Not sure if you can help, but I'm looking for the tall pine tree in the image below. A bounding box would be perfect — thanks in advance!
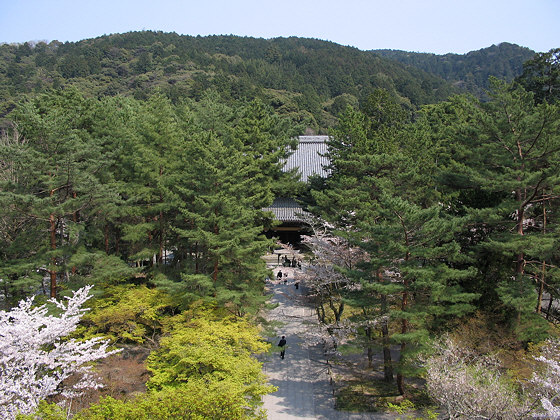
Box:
[313,90,477,394]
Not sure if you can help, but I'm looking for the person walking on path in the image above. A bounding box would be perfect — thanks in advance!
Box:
[278,336,287,359]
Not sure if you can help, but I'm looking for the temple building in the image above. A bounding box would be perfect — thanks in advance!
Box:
[262,135,330,244]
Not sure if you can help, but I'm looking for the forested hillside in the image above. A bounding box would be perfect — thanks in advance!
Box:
[1,30,560,419]
[1,31,460,131]
[373,42,535,97]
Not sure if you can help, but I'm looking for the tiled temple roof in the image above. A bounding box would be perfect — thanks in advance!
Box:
[262,197,305,223]
[283,136,330,182]
[265,136,330,223]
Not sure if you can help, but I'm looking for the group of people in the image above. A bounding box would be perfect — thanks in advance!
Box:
[280,255,301,268]
[276,269,300,289]
[277,254,301,268]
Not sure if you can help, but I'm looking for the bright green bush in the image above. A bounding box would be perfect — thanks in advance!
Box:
[77,381,267,420]
[146,310,274,407]
[75,308,273,419]
[78,285,175,344]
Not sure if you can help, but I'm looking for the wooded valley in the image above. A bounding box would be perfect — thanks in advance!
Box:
[1,32,560,419]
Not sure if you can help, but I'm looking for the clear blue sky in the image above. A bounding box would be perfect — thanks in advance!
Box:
[1,0,558,54]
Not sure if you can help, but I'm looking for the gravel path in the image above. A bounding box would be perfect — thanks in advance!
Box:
[261,265,396,420]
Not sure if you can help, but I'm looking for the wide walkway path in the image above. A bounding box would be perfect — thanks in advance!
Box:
[261,265,395,420]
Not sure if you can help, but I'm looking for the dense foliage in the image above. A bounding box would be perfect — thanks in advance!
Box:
[374,42,536,97]
[516,48,560,104]
[1,30,559,418]
[0,88,296,307]
[307,74,560,414]
[0,31,471,131]
[0,84,292,418]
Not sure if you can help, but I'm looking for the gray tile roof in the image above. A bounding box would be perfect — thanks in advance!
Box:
[262,197,307,223]
[264,136,330,224]
[283,136,330,182]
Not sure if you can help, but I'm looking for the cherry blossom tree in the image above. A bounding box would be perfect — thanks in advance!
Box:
[297,215,365,326]
[532,338,560,418]
[296,215,393,370]
[0,286,119,419]
[423,336,531,419]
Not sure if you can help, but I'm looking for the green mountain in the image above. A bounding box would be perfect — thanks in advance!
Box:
[0,32,537,130]
[372,42,536,97]
[0,32,454,130]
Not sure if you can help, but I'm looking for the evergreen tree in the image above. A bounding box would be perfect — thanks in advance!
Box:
[440,80,560,340]
[0,124,44,302]
[313,90,477,394]
[115,94,184,267]
[517,48,560,104]
[173,133,271,315]
[161,99,295,315]
[2,89,106,298]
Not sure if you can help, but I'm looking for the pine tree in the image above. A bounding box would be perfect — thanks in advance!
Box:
[440,80,560,340]
[313,90,477,394]
[116,94,185,267]
[161,99,295,315]
[2,89,107,299]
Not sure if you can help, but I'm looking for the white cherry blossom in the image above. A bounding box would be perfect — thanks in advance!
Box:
[0,286,120,419]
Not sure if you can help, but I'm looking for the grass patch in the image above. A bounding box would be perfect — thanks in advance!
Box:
[335,378,400,412]
[335,378,435,414]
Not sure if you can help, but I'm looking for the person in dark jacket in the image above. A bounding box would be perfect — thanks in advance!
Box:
[278,336,287,359]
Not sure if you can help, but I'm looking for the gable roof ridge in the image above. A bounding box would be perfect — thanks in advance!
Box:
[298,135,329,143]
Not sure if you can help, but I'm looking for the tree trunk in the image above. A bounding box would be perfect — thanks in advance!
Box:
[195,242,199,274]
[72,191,79,222]
[316,304,326,323]
[536,259,545,314]
[397,281,408,395]
[329,299,344,324]
[212,220,219,284]
[49,212,57,298]
[158,169,164,266]
[396,213,410,396]
[381,316,393,382]
[104,223,110,254]
[515,203,526,323]
[213,258,219,284]
[148,229,153,268]
[546,295,554,320]
[537,202,547,314]
[115,229,120,256]
[158,210,164,266]
[71,192,78,275]
[365,326,373,368]
[378,270,394,382]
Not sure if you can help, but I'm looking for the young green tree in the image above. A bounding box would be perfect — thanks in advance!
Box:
[0,123,44,302]
[172,132,272,315]
[117,94,185,267]
[85,95,140,259]
[155,98,295,315]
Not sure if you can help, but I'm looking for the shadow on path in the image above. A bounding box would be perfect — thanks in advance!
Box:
[262,267,396,420]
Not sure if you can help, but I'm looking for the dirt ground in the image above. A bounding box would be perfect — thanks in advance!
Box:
[67,345,151,413]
